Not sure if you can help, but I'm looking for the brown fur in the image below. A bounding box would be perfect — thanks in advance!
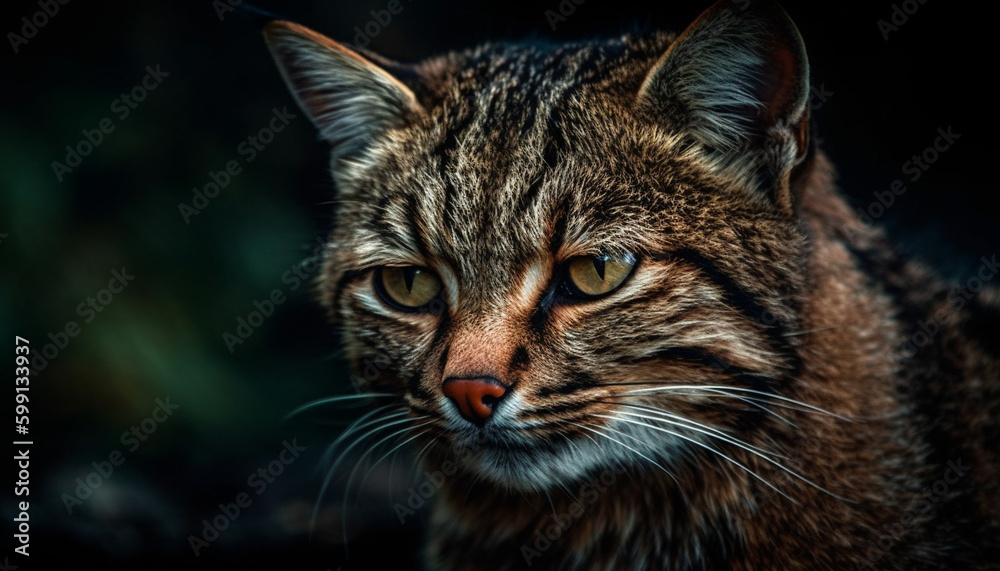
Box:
[264,1,1000,568]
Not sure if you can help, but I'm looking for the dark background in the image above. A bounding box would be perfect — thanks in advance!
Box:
[2,0,997,568]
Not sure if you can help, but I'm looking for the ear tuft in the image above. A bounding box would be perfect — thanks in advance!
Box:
[264,21,424,163]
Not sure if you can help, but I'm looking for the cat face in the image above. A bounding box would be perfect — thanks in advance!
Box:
[266,0,813,491]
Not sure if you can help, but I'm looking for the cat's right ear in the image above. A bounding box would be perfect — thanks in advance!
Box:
[637,0,810,213]
[264,21,425,162]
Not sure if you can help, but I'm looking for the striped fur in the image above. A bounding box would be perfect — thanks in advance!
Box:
[265,1,1000,569]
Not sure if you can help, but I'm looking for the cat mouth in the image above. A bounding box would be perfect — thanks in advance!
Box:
[446,419,534,455]
[430,395,622,490]
[456,440,561,488]
[440,422,600,491]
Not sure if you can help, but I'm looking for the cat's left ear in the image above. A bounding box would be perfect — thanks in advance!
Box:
[264,21,425,165]
[638,0,810,212]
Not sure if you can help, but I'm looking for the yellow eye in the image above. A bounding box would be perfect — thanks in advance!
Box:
[566,254,635,297]
[376,266,443,309]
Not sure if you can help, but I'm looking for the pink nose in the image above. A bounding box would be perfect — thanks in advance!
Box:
[443,377,508,424]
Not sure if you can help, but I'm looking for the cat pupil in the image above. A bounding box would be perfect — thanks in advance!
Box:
[402,267,418,292]
[593,257,606,280]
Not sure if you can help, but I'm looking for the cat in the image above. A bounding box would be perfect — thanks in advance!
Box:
[262,0,1000,569]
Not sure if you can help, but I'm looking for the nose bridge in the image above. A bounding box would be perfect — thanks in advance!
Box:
[443,314,518,382]
[441,310,525,425]
[441,254,543,384]
[437,260,541,425]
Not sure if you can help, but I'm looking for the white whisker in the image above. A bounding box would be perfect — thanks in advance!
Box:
[576,422,679,487]
[610,403,784,459]
[285,392,397,421]
[782,324,843,337]
[626,388,799,426]
[608,409,848,501]
[341,420,432,547]
[411,434,441,479]
[595,413,798,504]
[624,384,852,421]
[318,408,409,470]
[358,425,432,489]
[311,413,415,537]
